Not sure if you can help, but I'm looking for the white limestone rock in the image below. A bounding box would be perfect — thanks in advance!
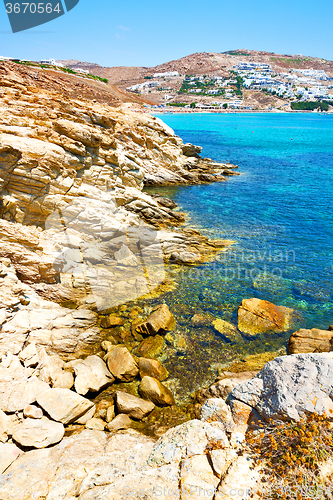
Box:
[148,420,229,468]
[115,391,155,420]
[12,417,65,449]
[214,455,262,500]
[74,355,114,396]
[36,388,95,424]
[180,454,219,500]
[230,353,333,422]
[0,429,155,499]
[0,443,21,474]
[23,404,43,419]
[0,409,10,443]
[0,378,50,413]
[85,418,105,431]
[37,347,74,389]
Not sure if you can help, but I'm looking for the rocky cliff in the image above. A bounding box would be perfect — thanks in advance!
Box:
[0,61,236,358]
[1,61,333,498]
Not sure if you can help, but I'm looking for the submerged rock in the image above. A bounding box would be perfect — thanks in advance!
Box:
[238,298,297,336]
[136,335,166,358]
[139,376,175,407]
[190,313,213,328]
[138,357,168,380]
[100,315,124,329]
[212,318,243,342]
[136,304,175,336]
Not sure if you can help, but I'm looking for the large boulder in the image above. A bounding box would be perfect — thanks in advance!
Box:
[229,353,333,422]
[115,391,155,420]
[138,357,168,381]
[214,455,261,500]
[209,448,238,479]
[36,388,95,424]
[139,376,175,407]
[238,298,296,336]
[288,328,333,354]
[148,419,229,467]
[135,304,175,336]
[0,429,155,499]
[190,313,212,328]
[12,417,64,449]
[74,355,114,395]
[106,346,139,382]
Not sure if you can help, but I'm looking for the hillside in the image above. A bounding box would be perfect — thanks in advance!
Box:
[1,60,153,108]
[59,49,333,111]
[60,49,333,85]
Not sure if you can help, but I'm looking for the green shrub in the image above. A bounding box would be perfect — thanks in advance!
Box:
[291,101,329,111]
[166,102,187,107]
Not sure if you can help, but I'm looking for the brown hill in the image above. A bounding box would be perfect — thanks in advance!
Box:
[59,49,333,88]
[2,60,153,107]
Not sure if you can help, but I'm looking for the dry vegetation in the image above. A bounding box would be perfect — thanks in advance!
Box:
[247,412,333,499]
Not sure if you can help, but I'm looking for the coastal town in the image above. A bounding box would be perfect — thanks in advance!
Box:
[126,61,333,112]
[2,50,333,112]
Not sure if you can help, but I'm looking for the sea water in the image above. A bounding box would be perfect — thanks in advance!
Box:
[147,112,333,398]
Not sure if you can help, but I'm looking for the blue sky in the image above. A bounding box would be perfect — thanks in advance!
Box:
[0,0,332,67]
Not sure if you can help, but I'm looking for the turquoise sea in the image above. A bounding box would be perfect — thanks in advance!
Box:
[148,112,333,399]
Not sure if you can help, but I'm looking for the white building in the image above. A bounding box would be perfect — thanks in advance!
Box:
[153,71,179,78]
[127,81,162,92]
[236,61,271,72]
[40,59,56,65]
[76,68,90,75]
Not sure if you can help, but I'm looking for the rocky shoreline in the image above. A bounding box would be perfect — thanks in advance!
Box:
[1,61,333,498]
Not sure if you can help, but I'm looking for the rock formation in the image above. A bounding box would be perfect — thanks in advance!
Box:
[238,298,298,336]
[288,327,333,354]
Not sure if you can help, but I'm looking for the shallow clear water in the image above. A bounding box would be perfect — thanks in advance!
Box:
[142,112,333,401]
[153,112,333,330]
